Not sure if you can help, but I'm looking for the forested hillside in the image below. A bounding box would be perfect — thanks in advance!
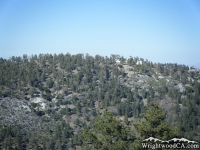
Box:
[0,53,200,149]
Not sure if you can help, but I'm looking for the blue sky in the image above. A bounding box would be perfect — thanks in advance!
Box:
[0,0,200,66]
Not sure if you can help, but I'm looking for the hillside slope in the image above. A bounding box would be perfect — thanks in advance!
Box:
[0,53,200,149]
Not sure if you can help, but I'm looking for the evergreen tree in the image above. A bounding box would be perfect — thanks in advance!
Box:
[81,110,135,150]
[133,102,179,149]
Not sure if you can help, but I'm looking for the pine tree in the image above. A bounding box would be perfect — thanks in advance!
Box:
[81,110,135,150]
[133,102,179,149]
[135,102,179,139]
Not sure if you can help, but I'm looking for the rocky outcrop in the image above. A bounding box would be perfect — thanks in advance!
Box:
[0,97,44,132]
[30,97,49,110]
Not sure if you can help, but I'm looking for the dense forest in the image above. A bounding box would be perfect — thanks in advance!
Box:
[0,53,200,149]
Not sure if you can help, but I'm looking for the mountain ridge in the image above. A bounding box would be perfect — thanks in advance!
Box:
[0,53,200,149]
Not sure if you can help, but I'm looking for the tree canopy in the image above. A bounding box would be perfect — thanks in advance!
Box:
[133,102,179,149]
[81,110,135,150]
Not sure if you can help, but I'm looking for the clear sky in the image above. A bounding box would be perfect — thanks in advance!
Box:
[0,0,200,66]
